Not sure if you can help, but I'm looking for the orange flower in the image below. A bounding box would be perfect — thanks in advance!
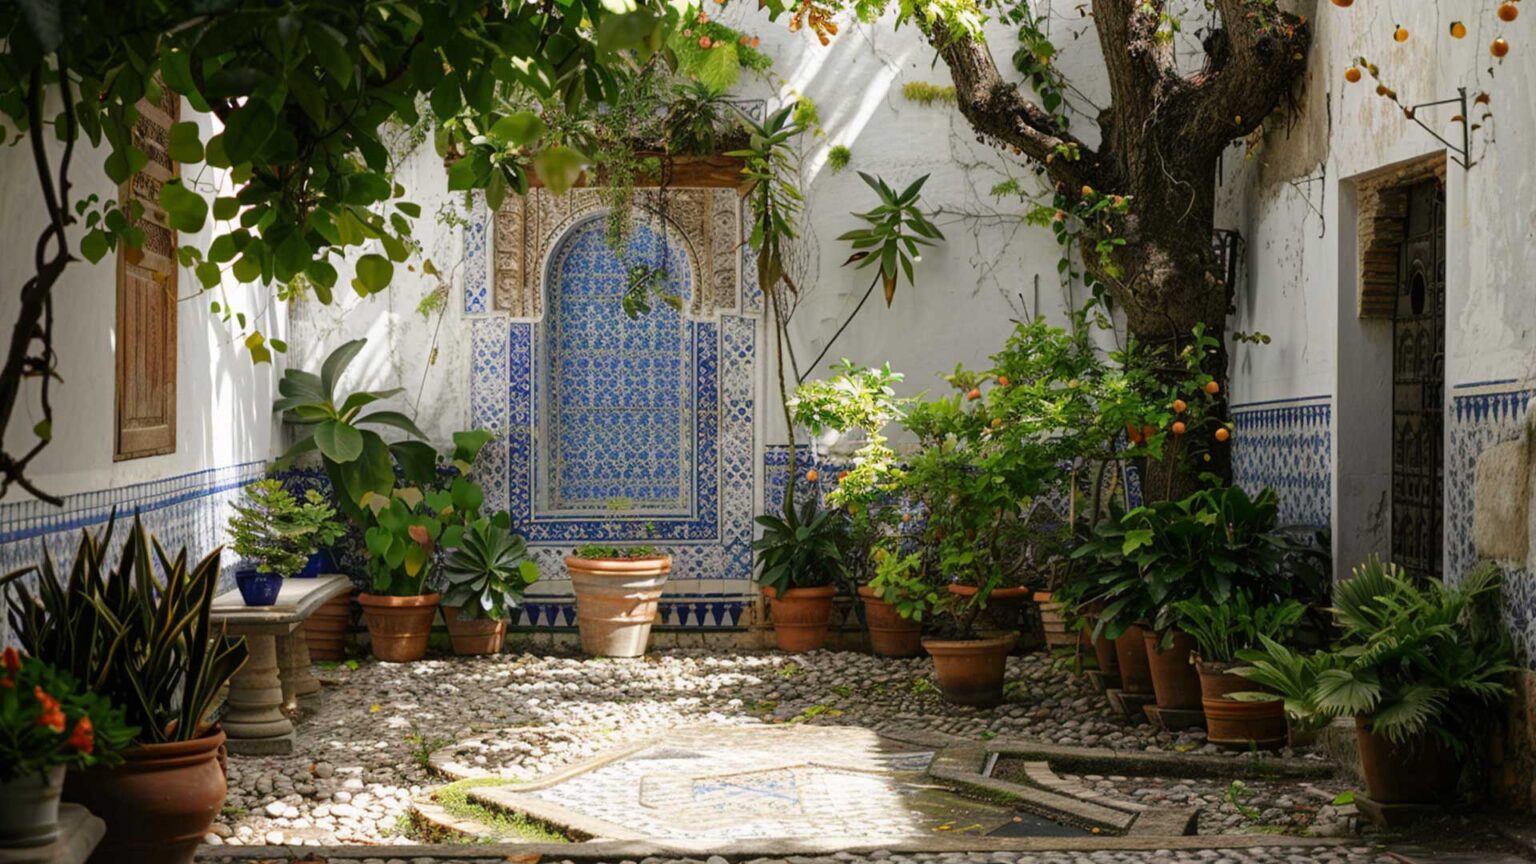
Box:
[1,646,19,674]
[0,678,13,689]
[66,717,94,753]
[34,686,59,712]
[37,707,65,733]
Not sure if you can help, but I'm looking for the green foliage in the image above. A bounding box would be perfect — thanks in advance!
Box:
[274,338,433,522]
[837,173,944,306]
[753,497,848,594]
[2,517,248,745]
[730,102,807,298]
[826,144,852,172]
[790,360,909,511]
[1069,485,1301,639]
[441,521,539,621]
[1233,634,1345,734]
[0,650,136,782]
[363,473,490,597]
[226,479,341,576]
[1169,592,1305,664]
[900,81,956,106]
[572,545,661,559]
[868,549,943,622]
[664,81,732,156]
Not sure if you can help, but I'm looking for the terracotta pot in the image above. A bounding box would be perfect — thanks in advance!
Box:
[63,728,227,864]
[1202,697,1286,749]
[923,634,1018,707]
[1032,591,1077,650]
[566,555,671,658]
[1355,718,1461,804]
[358,593,440,662]
[0,766,65,848]
[763,585,836,652]
[442,605,509,656]
[947,584,1031,638]
[857,586,923,658]
[1195,659,1269,701]
[1088,611,1119,674]
[305,592,352,661]
[1113,624,1155,695]
[1143,629,1202,710]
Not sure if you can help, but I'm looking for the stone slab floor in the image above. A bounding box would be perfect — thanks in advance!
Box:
[203,649,1405,863]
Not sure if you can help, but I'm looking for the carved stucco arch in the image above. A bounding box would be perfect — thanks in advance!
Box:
[493,187,740,321]
[1354,153,1447,319]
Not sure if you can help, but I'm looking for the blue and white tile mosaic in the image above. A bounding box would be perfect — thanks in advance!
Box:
[1447,380,1536,666]
[462,192,490,315]
[470,202,761,630]
[0,461,266,643]
[1230,395,1332,528]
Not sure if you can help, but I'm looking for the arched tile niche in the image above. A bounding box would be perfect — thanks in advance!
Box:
[463,188,761,632]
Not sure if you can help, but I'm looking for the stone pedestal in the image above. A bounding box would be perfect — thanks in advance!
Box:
[1105,688,1156,720]
[0,805,104,864]
[211,575,352,756]
[1143,704,1207,732]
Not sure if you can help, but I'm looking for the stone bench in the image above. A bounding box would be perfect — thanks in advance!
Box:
[211,574,352,755]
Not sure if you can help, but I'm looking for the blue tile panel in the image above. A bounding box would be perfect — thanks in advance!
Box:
[463,192,490,314]
[542,219,693,512]
[1230,396,1332,528]
[469,206,760,629]
[0,461,267,644]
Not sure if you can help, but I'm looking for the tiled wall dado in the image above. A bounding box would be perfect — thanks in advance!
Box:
[1230,395,1333,528]
[0,461,266,644]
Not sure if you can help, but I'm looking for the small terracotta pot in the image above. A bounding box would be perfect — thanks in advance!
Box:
[1202,696,1286,750]
[442,605,509,656]
[305,592,352,661]
[359,593,440,662]
[947,584,1031,638]
[857,585,923,658]
[566,555,671,658]
[1355,718,1462,804]
[0,766,65,848]
[1195,659,1268,701]
[1113,624,1155,695]
[1032,591,1076,650]
[1088,610,1119,674]
[1143,629,1202,710]
[63,728,227,864]
[923,634,1018,707]
[763,585,836,652]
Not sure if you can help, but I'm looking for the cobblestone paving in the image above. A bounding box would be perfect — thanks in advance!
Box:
[201,849,1399,864]
[209,650,1326,848]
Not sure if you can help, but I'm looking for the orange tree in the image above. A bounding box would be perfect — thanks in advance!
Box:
[752,0,1311,498]
[0,0,696,503]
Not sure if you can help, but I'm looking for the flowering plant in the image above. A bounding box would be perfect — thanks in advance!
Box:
[0,647,136,782]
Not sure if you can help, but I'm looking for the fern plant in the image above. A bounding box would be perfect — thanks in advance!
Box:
[1239,558,1515,749]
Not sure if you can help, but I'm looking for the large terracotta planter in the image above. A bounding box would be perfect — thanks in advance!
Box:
[949,584,1031,638]
[0,766,65,848]
[359,593,440,662]
[63,728,227,864]
[923,634,1018,707]
[1143,629,1202,710]
[1355,718,1461,804]
[763,585,836,652]
[305,592,352,661]
[442,605,509,656]
[857,586,923,658]
[1197,660,1284,748]
[566,555,671,657]
[1032,591,1076,649]
[1113,624,1154,695]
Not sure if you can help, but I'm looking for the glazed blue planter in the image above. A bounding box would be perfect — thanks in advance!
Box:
[235,567,283,606]
[296,549,336,579]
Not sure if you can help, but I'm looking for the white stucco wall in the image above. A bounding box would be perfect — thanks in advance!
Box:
[0,105,278,503]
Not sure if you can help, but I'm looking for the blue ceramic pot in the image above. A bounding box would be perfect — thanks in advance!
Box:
[235,568,283,606]
[297,549,336,579]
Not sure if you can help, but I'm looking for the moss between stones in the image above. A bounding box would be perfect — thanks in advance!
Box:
[431,778,571,844]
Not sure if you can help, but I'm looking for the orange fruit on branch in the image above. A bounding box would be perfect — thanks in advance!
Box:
[805,469,819,482]
[1215,427,1231,442]
[1344,66,1362,82]
[1330,0,1352,6]
[1394,26,1409,43]
[1172,399,1187,413]
[1171,421,1187,436]
[1204,380,1221,395]
[1499,2,1519,22]
[996,375,1009,386]
[966,388,982,401]
[1450,21,1467,38]
[1492,37,1511,57]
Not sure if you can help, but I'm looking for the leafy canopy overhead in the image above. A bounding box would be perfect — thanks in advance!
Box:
[0,0,696,333]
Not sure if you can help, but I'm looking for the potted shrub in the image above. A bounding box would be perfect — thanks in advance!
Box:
[226,478,340,605]
[566,543,673,657]
[358,431,498,662]
[789,360,914,656]
[754,497,848,652]
[0,650,134,848]
[863,545,938,658]
[2,518,248,864]
[1170,593,1304,748]
[1255,559,1515,806]
[441,519,539,655]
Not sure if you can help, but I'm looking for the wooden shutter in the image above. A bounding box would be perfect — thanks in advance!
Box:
[114,88,179,460]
